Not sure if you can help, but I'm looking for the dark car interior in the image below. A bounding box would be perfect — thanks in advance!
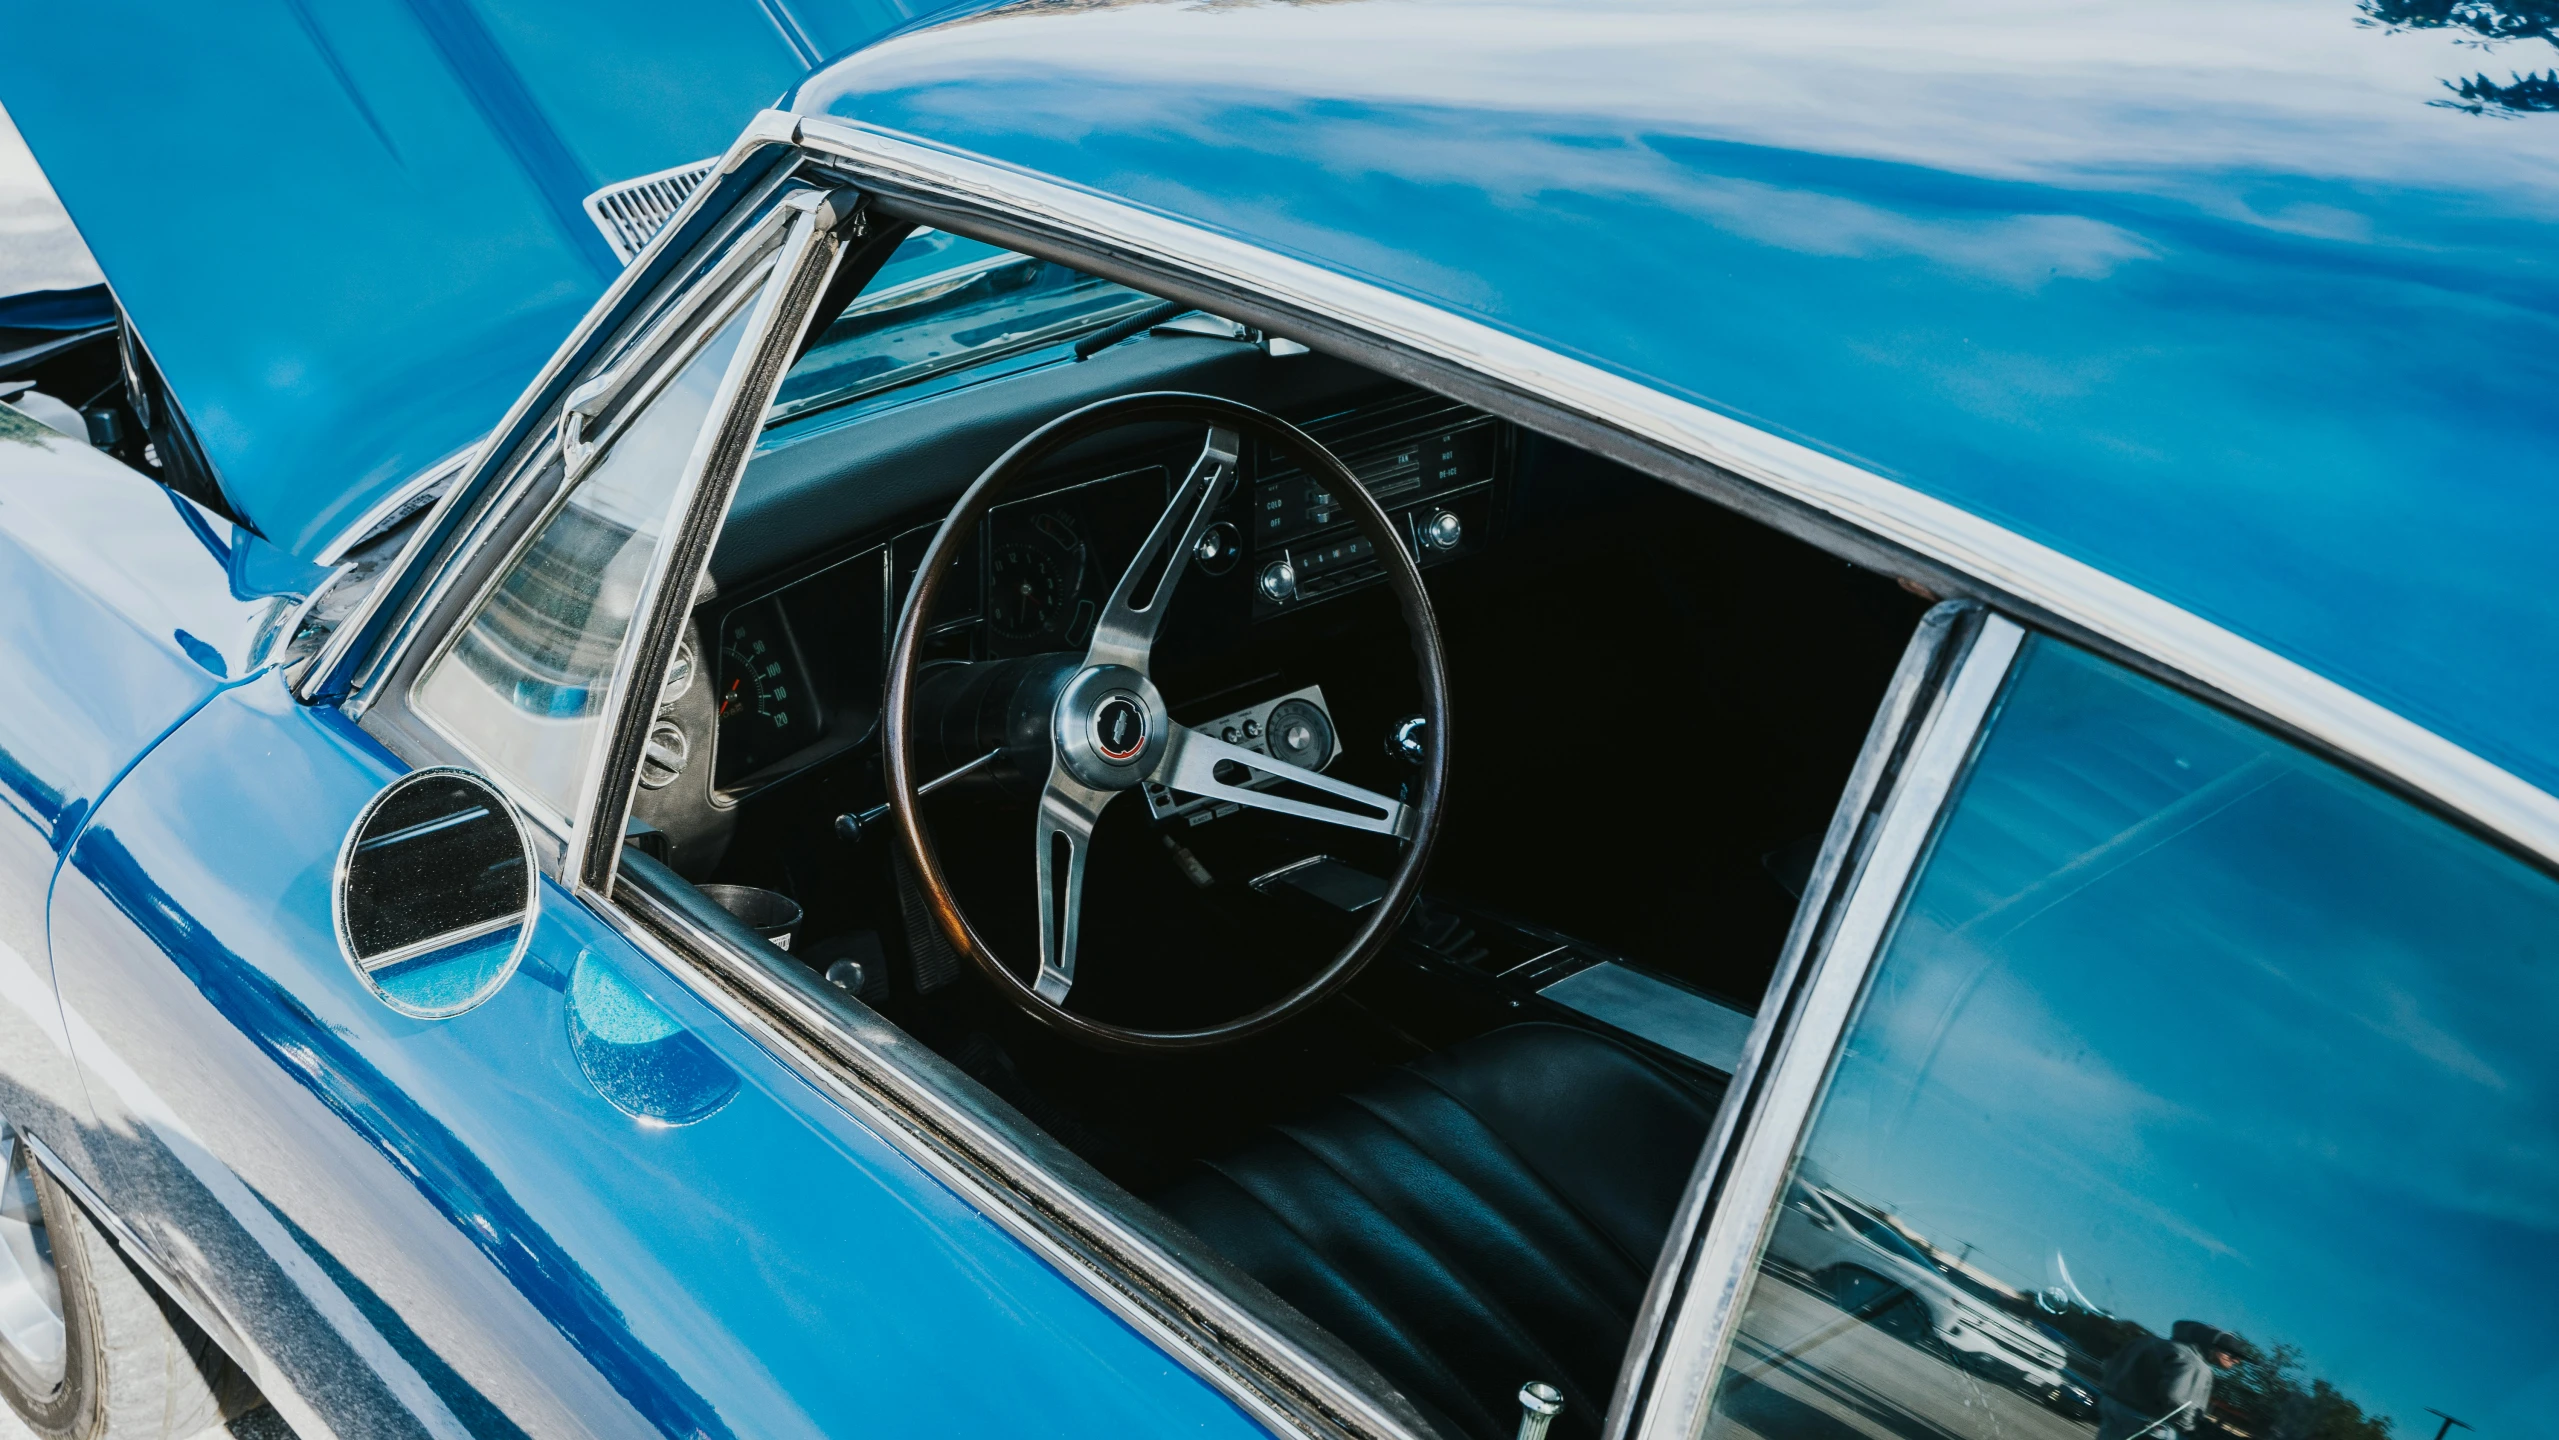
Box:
[626,225,1928,1440]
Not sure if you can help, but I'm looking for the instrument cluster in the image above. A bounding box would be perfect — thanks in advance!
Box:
[691,391,1508,799]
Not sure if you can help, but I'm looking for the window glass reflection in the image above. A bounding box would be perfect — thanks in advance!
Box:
[1704,637,2559,1440]
[413,298,753,819]
[766,227,1156,426]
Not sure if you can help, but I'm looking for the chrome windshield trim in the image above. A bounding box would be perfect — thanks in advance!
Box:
[1619,610,2022,1440]
[314,442,479,568]
[565,189,849,892]
[307,116,804,713]
[401,266,777,855]
[590,863,1438,1440]
[793,113,2559,875]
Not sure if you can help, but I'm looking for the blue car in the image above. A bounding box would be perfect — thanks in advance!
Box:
[2,3,2553,1439]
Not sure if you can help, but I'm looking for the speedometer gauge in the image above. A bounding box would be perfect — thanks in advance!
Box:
[988,543,1064,639]
[714,599,821,783]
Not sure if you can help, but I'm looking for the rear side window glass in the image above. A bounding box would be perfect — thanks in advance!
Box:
[1702,637,2558,1440]
[411,297,754,819]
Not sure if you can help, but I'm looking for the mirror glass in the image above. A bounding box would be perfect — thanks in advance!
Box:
[336,768,535,1018]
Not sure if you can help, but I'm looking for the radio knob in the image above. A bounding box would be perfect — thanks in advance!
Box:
[1258,558,1298,602]
[1420,508,1463,552]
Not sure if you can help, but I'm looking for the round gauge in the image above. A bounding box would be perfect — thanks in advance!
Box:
[989,543,1065,639]
[718,638,787,731]
[1264,699,1335,771]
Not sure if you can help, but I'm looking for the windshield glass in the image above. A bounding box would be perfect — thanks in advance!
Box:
[769,228,1158,425]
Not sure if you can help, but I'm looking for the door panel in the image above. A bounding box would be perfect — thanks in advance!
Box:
[1692,636,2559,1440]
[51,671,1273,1438]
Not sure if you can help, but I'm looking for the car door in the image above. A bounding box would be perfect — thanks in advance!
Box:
[43,179,1277,1440]
[1620,620,2559,1440]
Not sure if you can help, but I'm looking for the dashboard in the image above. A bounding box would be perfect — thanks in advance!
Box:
[683,385,1511,800]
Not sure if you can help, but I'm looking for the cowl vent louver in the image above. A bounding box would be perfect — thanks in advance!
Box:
[583,158,718,264]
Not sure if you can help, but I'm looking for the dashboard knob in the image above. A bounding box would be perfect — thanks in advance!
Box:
[1420,508,1463,552]
[1193,521,1242,576]
[1386,715,1429,766]
[1267,700,1335,770]
[638,720,690,789]
[1258,558,1298,603]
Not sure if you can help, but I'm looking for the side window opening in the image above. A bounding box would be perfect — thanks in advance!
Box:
[599,208,1957,1440]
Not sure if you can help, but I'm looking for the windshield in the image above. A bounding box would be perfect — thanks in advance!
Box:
[769,228,1159,425]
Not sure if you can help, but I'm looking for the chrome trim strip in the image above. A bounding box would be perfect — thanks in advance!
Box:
[792,114,2559,873]
[307,119,803,712]
[314,443,478,568]
[1601,600,1971,1440]
[589,870,1435,1440]
[567,190,848,892]
[1627,613,2024,1440]
[354,913,518,975]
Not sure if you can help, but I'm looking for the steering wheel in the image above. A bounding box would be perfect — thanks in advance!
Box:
[884,392,1450,1052]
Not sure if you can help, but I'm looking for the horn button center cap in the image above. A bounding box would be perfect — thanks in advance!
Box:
[1054,665,1168,790]
[1093,696,1148,761]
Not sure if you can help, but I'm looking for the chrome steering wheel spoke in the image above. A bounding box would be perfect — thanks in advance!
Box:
[1156,724,1412,839]
[1034,768,1115,1004]
[886,392,1445,1052]
[1083,426,1240,674]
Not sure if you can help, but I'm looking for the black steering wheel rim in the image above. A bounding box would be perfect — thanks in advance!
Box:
[884,391,1451,1053]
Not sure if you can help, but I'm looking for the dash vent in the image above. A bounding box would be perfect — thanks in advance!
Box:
[582,157,718,265]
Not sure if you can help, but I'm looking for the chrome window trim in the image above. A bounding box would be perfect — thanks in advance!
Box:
[565,188,854,892]
[789,113,2559,876]
[304,112,803,714]
[403,263,778,847]
[313,443,478,568]
[585,869,1435,1440]
[1598,598,1972,1439]
[1622,612,2025,1440]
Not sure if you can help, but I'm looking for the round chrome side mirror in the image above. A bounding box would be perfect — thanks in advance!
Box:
[333,768,537,1018]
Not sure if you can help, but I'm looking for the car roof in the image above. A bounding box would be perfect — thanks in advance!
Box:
[793,0,2559,807]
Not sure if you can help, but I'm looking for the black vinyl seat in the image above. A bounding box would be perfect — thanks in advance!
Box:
[1151,1023,1724,1440]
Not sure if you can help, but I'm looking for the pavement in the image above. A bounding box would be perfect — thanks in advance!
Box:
[0,1403,293,1440]
[1710,1269,2092,1440]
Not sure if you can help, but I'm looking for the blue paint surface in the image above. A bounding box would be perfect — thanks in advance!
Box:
[0,0,967,562]
[55,672,1266,1438]
[792,0,2559,799]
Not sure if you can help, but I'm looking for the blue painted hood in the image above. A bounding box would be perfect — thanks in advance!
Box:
[0,0,951,561]
[793,0,2559,800]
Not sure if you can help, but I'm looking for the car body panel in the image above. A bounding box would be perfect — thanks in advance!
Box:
[45,667,1269,1439]
[0,0,964,562]
[0,418,285,1195]
[789,0,2559,804]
